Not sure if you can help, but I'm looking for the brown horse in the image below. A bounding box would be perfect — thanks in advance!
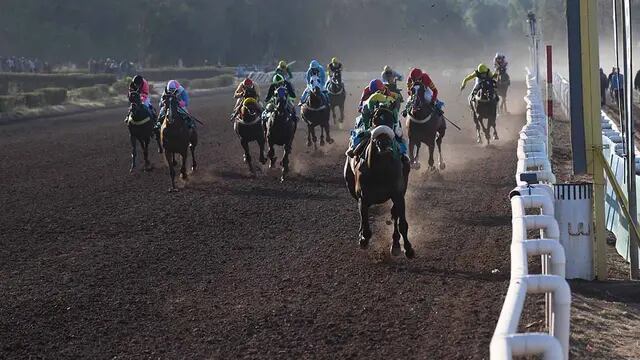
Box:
[495,67,510,114]
[326,73,346,129]
[344,106,414,258]
[233,98,266,174]
[265,88,297,182]
[406,83,446,171]
[301,78,333,150]
[470,79,499,145]
[126,90,154,172]
[160,91,198,191]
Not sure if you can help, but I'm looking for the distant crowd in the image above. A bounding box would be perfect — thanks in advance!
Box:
[88,58,139,78]
[0,56,51,73]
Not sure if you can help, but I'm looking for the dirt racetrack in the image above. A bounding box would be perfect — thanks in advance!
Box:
[0,79,530,359]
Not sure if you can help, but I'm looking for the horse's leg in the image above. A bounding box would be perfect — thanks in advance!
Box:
[172,153,177,167]
[281,141,292,182]
[390,202,402,256]
[268,140,276,169]
[408,138,417,168]
[190,132,198,172]
[142,137,151,171]
[325,117,333,144]
[492,114,499,141]
[311,125,318,150]
[165,151,176,191]
[358,198,372,248]
[473,112,482,144]
[129,133,137,173]
[396,196,414,258]
[427,137,436,171]
[258,135,267,165]
[320,123,326,147]
[483,117,491,144]
[155,128,163,154]
[437,128,446,170]
[241,139,253,173]
[339,104,345,128]
[180,150,188,180]
[306,123,313,147]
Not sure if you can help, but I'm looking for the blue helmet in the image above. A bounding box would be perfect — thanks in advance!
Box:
[310,60,321,69]
[369,79,384,93]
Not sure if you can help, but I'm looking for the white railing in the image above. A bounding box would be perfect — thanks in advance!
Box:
[552,73,640,267]
[490,71,570,360]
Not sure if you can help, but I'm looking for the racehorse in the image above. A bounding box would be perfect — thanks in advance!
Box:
[126,90,154,172]
[160,90,198,191]
[326,72,346,129]
[344,105,414,258]
[233,98,266,174]
[470,79,499,145]
[406,83,446,172]
[495,67,510,114]
[266,87,297,182]
[301,76,333,150]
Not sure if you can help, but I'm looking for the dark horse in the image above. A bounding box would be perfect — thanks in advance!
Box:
[301,79,333,150]
[266,88,297,182]
[470,79,499,145]
[406,83,446,172]
[344,105,414,258]
[126,90,154,172]
[326,72,346,129]
[495,67,510,114]
[233,98,266,174]
[160,91,198,191]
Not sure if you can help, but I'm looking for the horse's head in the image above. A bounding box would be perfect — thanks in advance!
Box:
[369,124,396,157]
[241,98,260,119]
[128,90,142,108]
[272,86,290,120]
[161,90,182,126]
[410,83,427,108]
[477,79,496,101]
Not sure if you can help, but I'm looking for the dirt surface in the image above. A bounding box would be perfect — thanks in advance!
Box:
[0,80,529,359]
[551,103,640,359]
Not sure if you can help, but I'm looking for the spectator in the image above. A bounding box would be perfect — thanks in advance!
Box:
[634,69,640,92]
[600,68,608,107]
[609,67,624,107]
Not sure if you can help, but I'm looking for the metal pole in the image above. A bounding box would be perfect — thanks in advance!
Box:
[613,0,628,166]
[622,0,639,279]
[527,12,539,82]
[547,45,554,158]
[566,1,588,174]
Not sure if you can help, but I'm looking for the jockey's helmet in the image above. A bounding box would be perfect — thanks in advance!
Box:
[132,75,144,88]
[243,97,257,107]
[278,60,287,69]
[410,68,423,81]
[242,78,254,87]
[331,57,338,64]
[383,65,391,73]
[369,79,384,93]
[167,80,181,92]
[273,74,285,84]
[477,64,489,74]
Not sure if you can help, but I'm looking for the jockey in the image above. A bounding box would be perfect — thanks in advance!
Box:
[231,78,260,119]
[494,53,508,73]
[358,79,398,112]
[406,68,444,113]
[275,60,293,81]
[347,91,408,161]
[381,65,403,88]
[129,75,157,118]
[158,80,194,129]
[327,57,343,82]
[263,73,298,123]
[460,64,498,101]
[301,60,329,105]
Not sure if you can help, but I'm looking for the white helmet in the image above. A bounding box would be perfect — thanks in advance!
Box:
[495,52,505,60]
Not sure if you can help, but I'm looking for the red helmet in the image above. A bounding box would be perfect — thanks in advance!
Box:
[410,68,423,81]
[243,78,254,87]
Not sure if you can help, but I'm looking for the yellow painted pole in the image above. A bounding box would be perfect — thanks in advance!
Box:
[580,0,608,280]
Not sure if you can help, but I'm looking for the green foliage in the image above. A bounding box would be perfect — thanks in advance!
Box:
[0,95,25,112]
[70,84,111,101]
[38,88,68,105]
[189,75,235,89]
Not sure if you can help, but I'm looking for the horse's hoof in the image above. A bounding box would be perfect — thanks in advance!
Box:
[476,137,482,144]
[172,161,178,167]
[412,161,421,170]
[359,236,369,249]
[338,123,344,130]
[259,157,267,165]
[439,162,446,170]
[129,166,135,173]
[158,149,163,154]
[243,155,249,163]
[320,140,325,146]
[404,246,416,259]
[327,138,334,144]
[181,173,188,180]
[307,140,312,147]
[493,134,500,141]
[391,244,402,257]
[280,175,286,183]
[428,165,436,172]
[168,188,178,193]
[191,166,197,172]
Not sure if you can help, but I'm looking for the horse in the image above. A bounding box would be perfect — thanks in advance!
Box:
[406,83,447,172]
[469,79,499,145]
[125,90,154,172]
[344,105,414,258]
[326,72,346,129]
[301,77,333,150]
[159,90,198,191]
[495,67,510,114]
[265,87,297,182]
[233,98,266,174]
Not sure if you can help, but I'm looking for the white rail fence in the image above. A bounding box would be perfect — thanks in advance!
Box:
[490,71,570,360]
[552,73,640,267]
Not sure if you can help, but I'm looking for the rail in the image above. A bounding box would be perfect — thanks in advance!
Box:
[490,71,570,360]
